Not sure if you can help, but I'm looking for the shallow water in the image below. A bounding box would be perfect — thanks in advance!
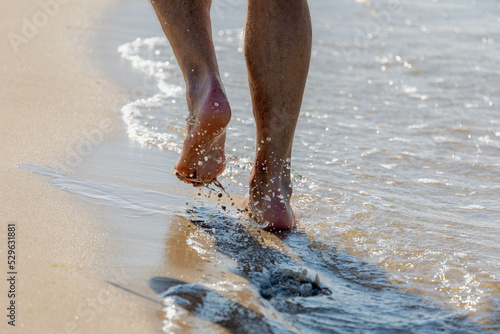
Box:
[24,0,500,332]
[117,0,500,331]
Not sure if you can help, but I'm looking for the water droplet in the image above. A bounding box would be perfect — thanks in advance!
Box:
[214,102,219,107]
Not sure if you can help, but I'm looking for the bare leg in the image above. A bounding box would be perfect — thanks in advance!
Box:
[245,0,312,229]
[151,0,231,186]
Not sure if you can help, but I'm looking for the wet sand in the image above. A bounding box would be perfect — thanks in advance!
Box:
[0,0,161,332]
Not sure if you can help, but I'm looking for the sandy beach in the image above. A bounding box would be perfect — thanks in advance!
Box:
[1,0,161,332]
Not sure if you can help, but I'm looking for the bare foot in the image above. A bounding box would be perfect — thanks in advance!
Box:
[175,77,231,186]
[247,166,296,230]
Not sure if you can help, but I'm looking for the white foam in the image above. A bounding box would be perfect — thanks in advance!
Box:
[459,205,485,210]
[118,37,186,152]
[418,178,441,185]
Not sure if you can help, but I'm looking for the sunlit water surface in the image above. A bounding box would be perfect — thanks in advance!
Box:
[41,0,500,332]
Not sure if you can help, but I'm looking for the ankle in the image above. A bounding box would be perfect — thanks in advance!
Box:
[186,75,230,117]
[250,169,292,202]
[186,69,220,105]
[252,159,292,186]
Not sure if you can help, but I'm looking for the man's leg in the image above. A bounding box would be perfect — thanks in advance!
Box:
[245,0,312,229]
[151,0,231,186]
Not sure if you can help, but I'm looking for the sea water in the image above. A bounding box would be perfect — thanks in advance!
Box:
[117,0,499,331]
[24,0,500,332]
